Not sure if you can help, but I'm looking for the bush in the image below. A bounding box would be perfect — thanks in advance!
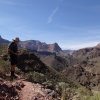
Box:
[92,93,100,100]
[0,60,10,74]
[26,71,46,83]
[77,87,92,96]
[78,93,100,100]
[56,82,69,100]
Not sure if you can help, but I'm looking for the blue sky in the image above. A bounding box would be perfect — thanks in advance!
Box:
[0,0,100,50]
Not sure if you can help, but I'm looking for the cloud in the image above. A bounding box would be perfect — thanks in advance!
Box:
[58,25,100,50]
[47,0,64,24]
[61,41,99,50]
[47,7,59,24]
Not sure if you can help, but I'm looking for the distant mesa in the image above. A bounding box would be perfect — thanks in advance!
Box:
[95,43,100,48]
[0,35,10,44]
[1,35,100,53]
[20,40,62,53]
[0,35,62,53]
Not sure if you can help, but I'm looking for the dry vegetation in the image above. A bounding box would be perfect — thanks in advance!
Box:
[1,44,100,99]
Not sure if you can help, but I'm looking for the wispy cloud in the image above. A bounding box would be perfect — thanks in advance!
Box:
[59,25,100,50]
[47,0,64,24]
[47,7,59,24]
[61,41,100,50]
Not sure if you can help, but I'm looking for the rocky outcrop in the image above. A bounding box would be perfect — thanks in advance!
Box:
[48,43,62,52]
[20,40,62,52]
[0,80,25,100]
[0,36,62,53]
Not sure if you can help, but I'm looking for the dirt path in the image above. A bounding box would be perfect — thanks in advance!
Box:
[0,73,58,100]
[19,81,54,100]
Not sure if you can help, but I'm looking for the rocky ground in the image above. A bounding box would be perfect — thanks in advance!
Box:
[20,81,59,100]
[0,73,59,100]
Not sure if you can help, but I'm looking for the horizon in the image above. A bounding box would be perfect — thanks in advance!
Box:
[0,0,100,50]
[0,35,99,50]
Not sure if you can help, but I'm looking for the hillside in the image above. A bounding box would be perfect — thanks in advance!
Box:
[0,49,79,100]
[40,55,70,71]
[63,45,100,88]
[0,48,100,100]
[1,37,100,99]
[0,35,10,44]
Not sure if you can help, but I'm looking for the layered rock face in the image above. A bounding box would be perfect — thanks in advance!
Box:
[20,41,62,52]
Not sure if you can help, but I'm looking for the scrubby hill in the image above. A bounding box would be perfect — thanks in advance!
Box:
[1,39,100,99]
[0,50,61,99]
[72,46,100,75]
[0,49,80,100]
[62,46,100,89]
[40,55,69,71]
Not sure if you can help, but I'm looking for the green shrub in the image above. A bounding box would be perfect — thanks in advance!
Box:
[26,71,46,83]
[0,60,10,73]
[56,82,69,100]
[93,93,100,100]
[77,87,92,96]
[78,93,100,100]
[76,86,100,100]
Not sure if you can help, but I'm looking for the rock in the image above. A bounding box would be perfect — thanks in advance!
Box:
[15,81,25,90]
[43,89,52,94]
[0,81,20,100]
[48,90,57,98]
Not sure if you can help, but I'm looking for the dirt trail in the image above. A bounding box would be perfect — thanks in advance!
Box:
[19,81,56,100]
[0,73,58,100]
